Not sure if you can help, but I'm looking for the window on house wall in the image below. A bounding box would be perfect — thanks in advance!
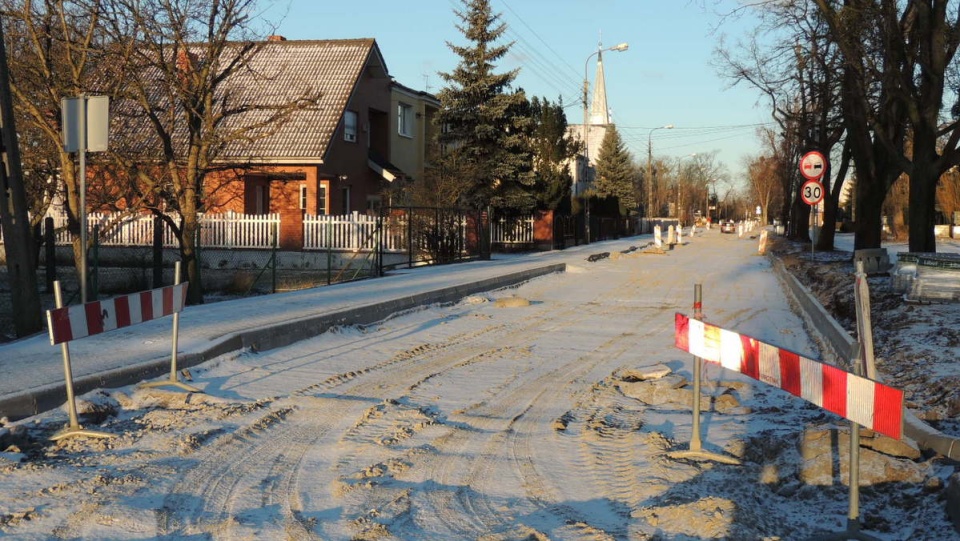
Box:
[398,103,413,137]
[366,195,382,213]
[255,184,268,214]
[341,186,351,214]
[318,183,328,215]
[299,184,307,210]
[344,110,358,142]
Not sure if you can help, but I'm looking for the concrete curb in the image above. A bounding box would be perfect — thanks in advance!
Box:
[0,263,565,421]
[770,254,960,460]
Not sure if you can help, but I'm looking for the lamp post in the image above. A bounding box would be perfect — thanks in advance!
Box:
[581,41,628,243]
[645,124,673,229]
[678,153,697,223]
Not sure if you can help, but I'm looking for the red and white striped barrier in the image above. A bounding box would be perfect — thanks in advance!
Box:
[47,283,189,345]
[675,312,904,440]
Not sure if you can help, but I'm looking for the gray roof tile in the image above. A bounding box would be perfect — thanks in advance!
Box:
[218,38,378,161]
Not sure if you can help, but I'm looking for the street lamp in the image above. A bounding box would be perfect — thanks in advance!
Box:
[581,41,628,243]
[645,124,673,228]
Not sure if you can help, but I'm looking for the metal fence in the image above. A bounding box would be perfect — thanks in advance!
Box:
[491,215,535,245]
[379,206,489,270]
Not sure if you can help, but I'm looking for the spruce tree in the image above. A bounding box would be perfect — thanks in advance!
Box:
[593,125,636,214]
[530,96,578,211]
[436,0,534,211]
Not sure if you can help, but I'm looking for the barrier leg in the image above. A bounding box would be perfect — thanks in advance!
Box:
[140,261,201,393]
[50,281,114,441]
[811,295,881,541]
[806,421,880,540]
[667,284,739,465]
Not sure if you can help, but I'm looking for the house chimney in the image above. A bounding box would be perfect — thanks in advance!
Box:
[268,35,287,42]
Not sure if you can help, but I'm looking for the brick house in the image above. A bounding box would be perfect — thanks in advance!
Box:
[199,37,436,250]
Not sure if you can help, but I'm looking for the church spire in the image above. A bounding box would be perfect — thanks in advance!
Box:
[589,46,610,125]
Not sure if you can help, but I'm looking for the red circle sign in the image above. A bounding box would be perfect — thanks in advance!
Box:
[799,151,826,180]
[801,179,824,205]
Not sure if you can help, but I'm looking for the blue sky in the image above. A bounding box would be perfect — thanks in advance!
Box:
[257,0,773,184]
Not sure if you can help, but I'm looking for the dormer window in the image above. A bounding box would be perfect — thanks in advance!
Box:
[344,110,358,142]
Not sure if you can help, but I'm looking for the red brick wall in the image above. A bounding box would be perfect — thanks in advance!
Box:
[534,210,554,250]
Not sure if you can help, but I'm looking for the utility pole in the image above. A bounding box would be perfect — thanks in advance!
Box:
[0,18,43,337]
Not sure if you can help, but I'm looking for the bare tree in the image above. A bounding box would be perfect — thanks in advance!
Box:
[744,138,783,226]
[716,1,847,248]
[1,0,116,282]
[814,0,960,252]
[938,167,960,236]
[101,0,319,304]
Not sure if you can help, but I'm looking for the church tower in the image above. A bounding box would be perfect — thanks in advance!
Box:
[569,40,622,195]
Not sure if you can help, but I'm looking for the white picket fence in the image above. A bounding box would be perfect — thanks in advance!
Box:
[4,209,536,252]
[38,210,281,249]
[202,212,280,249]
[304,212,389,251]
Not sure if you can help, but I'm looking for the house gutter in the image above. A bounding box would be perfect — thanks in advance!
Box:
[770,255,960,460]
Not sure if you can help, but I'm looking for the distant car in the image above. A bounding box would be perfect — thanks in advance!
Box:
[720,220,736,234]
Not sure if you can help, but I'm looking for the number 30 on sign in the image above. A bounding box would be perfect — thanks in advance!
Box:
[801,179,824,206]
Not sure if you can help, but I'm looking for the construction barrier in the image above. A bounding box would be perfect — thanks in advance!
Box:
[47,283,188,344]
[674,312,904,440]
[45,268,191,441]
[673,282,908,541]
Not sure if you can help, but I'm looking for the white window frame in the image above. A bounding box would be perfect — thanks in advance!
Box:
[317,183,328,215]
[299,184,307,210]
[398,102,413,138]
[344,110,358,142]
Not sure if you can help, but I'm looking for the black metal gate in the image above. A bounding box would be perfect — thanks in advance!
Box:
[378,206,489,273]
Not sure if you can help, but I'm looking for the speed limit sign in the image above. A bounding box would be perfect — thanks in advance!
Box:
[801,179,824,205]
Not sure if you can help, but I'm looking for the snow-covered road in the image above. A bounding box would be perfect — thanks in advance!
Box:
[0,229,952,540]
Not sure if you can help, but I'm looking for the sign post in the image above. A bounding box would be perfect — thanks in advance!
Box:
[799,151,827,255]
[62,95,109,303]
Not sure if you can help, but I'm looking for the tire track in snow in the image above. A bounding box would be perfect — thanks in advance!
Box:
[154,299,560,539]
[155,256,672,540]
[154,403,323,539]
[397,263,669,539]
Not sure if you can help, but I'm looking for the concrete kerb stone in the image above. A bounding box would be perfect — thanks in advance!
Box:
[0,263,566,421]
[769,253,960,461]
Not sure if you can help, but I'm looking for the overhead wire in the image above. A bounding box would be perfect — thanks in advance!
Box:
[442,0,582,104]
[445,0,775,160]
[495,0,583,103]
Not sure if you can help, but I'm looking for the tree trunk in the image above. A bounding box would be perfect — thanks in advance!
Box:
[854,171,887,250]
[179,215,203,305]
[789,185,811,242]
[815,161,837,251]
[908,159,938,252]
[0,18,42,336]
[816,197,838,251]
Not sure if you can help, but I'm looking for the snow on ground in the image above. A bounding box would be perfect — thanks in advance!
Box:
[0,228,957,540]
